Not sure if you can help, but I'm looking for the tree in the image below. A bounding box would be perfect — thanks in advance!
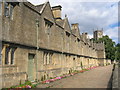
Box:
[91,35,116,61]
[115,43,120,61]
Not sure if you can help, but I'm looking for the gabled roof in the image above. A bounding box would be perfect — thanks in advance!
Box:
[39,1,48,14]
[63,17,71,33]
[24,2,40,13]
[35,4,44,12]
[23,1,48,14]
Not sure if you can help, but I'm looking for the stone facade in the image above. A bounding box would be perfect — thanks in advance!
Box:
[93,30,103,40]
[0,1,111,88]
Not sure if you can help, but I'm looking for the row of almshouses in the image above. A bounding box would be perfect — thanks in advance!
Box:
[1,1,98,57]
[0,1,103,88]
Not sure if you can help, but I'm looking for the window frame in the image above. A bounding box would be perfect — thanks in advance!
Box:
[4,2,15,20]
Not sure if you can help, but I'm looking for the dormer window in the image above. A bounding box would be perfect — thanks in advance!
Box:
[65,31,70,37]
[77,38,80,42]
[4,2,9,17]
[4,2,15,20]
[44,18,53,35]
[10,4,14,19]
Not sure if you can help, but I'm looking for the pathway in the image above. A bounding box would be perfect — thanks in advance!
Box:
[37,65,113,88]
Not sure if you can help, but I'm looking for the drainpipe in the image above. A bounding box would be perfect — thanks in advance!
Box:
[61,31,64,74]
[35,19,39,82]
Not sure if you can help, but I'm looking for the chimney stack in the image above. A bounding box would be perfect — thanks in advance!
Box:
[71,23,79,30]
[52,5,62,21]
[82,32,88,39]
[85,32,88,38]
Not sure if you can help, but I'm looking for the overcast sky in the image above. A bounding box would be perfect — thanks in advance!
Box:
[28,0,119,44]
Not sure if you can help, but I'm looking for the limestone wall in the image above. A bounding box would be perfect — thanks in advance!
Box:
[0,1,108,88]
[2,3,39,47]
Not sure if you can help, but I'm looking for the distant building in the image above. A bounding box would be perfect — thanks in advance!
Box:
[93,30,103,40]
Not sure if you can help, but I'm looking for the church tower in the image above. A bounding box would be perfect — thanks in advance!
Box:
[93,30,103,40]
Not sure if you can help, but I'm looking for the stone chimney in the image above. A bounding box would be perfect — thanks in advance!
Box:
[71,23,79,30]
[71,23,79,36]
[85,32,88,39]
[52,5,62,21]
[82,32,88,39]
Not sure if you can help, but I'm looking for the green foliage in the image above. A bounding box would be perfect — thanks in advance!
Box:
[9,80,37,88]
[82,69,89,71]
[115,43,120,61]
[92,35,116,60]
[31,84,38,88]
[24,81,32,86]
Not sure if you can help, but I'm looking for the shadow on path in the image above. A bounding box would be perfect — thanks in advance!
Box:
[107,68,113,90]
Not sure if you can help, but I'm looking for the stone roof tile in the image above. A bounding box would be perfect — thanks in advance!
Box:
[23,2,45,14]
[56,19,65,28]
[35,4,44,12]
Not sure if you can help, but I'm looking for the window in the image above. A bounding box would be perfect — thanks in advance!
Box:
[43,52,53,65]
[46,53,49,64]
[5,46,16,65]
[11,48,16,64]
[73,57,75,60]
[43,52,47,65]
[44,18,53,35]
[4,2,14,19]
[77,38,80,42]
[49,53,53,64]
[10,4,14,19]
[4,2,9,17]
[66,31,70,37]
[28,53,35,61]
[5,46,10,64]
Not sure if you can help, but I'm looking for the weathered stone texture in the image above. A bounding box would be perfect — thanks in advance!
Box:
[0,1,111,88]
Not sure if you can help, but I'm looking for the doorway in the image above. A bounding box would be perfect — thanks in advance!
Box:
[28,53,35,82]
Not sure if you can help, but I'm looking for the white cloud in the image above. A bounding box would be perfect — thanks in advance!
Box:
[105,27,118,38]
[88,34,93,39]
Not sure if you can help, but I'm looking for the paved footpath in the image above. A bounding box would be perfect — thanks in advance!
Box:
[37,65,113,88]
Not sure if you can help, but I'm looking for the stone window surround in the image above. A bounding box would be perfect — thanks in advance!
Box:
[44,18,53,34]
[2,44,17,65]
[43,52,53,65]
[4,2,15,20]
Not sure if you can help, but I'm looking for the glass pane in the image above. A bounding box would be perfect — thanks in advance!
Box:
[10,4,14,19]
[11,48,16,64]
[4,2,9,17]
[28,54,35,60]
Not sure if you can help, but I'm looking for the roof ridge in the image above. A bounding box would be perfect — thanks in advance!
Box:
[35,3,44,7]
[40,1,49,14]
[24,2,40,13]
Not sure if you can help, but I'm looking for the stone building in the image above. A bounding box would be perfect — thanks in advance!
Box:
[93,30,103,40]
[0,1,111,88]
